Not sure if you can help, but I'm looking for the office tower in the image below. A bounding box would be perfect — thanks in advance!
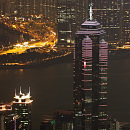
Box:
[0,0,43,16]
[33,0,40,15]
[0,0,11,16]
[12,87,33,130]
[120,123,130,129]
[42,0,57,22]
[73,4,108,130]
[54,110,73,129]
[0,103,12,130]
[57,0,76,45]
[16,0,34,16]
[87,0,121,46]
[0,112,4,130]
[122,0,130,45]
[10,0,17,15]
[107,118,120,130]
[5,114,20,130]
[57,0,87,46]
[0,0,2,15]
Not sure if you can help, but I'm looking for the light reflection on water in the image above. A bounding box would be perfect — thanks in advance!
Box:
[0,58,130,129]
[0,63,73,129]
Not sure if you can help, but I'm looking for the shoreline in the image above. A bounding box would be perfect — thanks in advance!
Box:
[0,53,73,70]
[0,49,130,70]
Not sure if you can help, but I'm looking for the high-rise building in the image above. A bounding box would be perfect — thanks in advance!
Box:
[15,0,34,16]
[57,0,88,46]
[122,0,130,45]
[12,87,33,130]
[73,4,108,130]
[42,0,57,22]
[0,0,2,15]
[57,0,76,45]
[54,110,73,129]
[5,114,20,130]
[0,0,11,16]
[33,0,40,15]
[107,118,120,130]
[0,103,12,130]
[9,0,17,15]
[87,0,121,46]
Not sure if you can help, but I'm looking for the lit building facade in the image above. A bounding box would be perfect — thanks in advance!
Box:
[122,0,130,44]
[0,103,12,130]
[57,0,87,46]
[42,0,57,22]
[73,5,108,130]
[57,0,76,45]
[0,0,11,16]
[87,0,121,46]
[9,0,16,15]
[12,88,33,130]
[5,114,20,130]
[0,0,2,15]
[33,0,40,15]
[15,0,34,16]
[11,0,42,16]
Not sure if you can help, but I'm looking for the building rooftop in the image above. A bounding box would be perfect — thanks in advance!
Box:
[13,87,33,104]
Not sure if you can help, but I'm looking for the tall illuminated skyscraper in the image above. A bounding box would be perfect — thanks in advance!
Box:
[42,0,57,22]
[12,87,33,130]
[122,0,130,44]
[73,4,108,130]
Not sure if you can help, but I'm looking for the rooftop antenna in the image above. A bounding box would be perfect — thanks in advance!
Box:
[15,89,16,96]
[89,2,93,21]
[29,87,30,96]
[20,86,22,94]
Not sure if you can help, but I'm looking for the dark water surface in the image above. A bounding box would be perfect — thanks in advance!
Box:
[0,57,130,129]
[108,57,130,122]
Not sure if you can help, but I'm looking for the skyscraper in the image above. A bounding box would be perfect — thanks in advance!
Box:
[42,0,57,22]
[73,4,108,130]
[87,0,121,46]
[12,87,33,130]
[57,0,88,46]
[0,0,11,16]
[122,0,130,45]
[57,0,76,45]
[15,0,34,16]
[0,103,12,130]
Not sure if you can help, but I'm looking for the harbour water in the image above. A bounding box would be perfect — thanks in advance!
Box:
[0,56,130,129]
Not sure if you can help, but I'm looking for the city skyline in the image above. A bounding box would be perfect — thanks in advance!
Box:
[0,0,129,129]
[0,0,129,46]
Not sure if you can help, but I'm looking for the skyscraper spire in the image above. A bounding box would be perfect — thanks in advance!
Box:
[15,89,16,97]
[29,87,30,96]
[89,2,93,21]
[20,86,22,94]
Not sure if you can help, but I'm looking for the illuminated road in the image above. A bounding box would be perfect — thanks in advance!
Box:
[0,31,56,55]
[0,16,57,55]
